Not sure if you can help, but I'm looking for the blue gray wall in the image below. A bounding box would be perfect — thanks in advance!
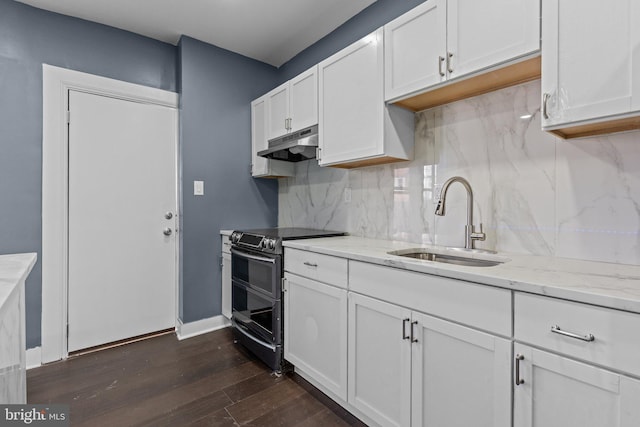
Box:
[279,0,427,81]
[178,37,278,321]
[0,0,176,349]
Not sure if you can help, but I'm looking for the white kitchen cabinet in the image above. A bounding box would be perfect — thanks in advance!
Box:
[266,65,318,140]
[348,292,411,427]
[514,292,640,426]
[411,312,511,427]
[513,343,640,427]
[385,0,540,110]
[348,292,511,427]
[318,28,414,168]
[250,95,294,178]
[541,0,640,138]
[283,273,348,400]
[220,233,232,319]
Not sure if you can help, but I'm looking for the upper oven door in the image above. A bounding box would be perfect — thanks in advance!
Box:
[231,247,282,298]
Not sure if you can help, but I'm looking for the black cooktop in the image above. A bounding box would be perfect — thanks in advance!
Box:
[237,227,345,240]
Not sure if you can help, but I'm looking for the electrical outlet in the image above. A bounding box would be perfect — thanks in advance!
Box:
[434,184,443,200]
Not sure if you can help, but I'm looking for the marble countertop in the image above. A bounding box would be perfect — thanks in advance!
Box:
[283,236,640,314]
[0,253,37,311]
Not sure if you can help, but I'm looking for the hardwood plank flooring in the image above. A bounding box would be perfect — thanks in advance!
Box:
[27,328,368,426]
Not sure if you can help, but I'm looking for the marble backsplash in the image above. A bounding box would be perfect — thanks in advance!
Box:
[278,81,640,265]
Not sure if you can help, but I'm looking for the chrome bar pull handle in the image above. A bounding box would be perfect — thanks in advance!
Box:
[551,325,595,342]
[410,320,418,343]
[447,52,454,73]
[515,354,525,386]
[402,318,410,340]
[303,261,318,267]
[542,93,550,120]
[438,56,445,77]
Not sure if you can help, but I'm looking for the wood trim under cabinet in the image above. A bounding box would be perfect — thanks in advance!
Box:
[546,115,640,139]
[326,155,409,169]
[392,55,541,112]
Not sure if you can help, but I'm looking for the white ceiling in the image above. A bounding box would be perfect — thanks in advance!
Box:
[15,0,377,67]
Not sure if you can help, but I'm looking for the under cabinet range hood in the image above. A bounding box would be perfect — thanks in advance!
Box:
[258,125,318,162]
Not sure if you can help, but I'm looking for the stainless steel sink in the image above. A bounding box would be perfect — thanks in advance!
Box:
[388,248,506,267]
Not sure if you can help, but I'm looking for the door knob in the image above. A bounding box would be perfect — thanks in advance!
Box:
[163,228,172,236]
[165,212,173,220]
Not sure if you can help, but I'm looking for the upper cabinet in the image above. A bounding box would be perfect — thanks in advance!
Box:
[385,0,540,111]
[541,0,640,139]
[251,95,294,178]
[266,66,318,140]
[318,29,414,168]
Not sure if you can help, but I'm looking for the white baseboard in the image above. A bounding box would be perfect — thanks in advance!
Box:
[177,315,230,340]
[26,347,42,370]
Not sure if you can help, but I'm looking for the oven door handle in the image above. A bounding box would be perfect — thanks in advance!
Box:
[231,248,276,264]
[232,318,277,352]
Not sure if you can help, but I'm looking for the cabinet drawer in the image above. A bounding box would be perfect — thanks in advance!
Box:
[349,261,511,336]
[284,248,348,289]
[515,292,640,377]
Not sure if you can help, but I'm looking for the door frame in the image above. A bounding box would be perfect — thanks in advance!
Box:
[42,64,180,363]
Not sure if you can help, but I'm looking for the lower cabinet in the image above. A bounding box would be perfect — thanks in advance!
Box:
[513,343,640,427]
[220,234,231,319]
[348,292,511,427]
[348,293,411,427]
[283,273,348,400]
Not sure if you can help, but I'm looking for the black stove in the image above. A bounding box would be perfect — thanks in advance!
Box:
[229,227,345,255]
[228,227,345,372]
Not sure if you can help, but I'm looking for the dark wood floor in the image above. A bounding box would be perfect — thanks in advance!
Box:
[27,328,367,426]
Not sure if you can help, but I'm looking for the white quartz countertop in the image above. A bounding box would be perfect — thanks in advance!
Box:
[283,236,640,314]
[0,253,37,310]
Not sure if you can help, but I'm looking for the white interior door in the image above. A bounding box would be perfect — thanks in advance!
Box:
[67,90,177,352]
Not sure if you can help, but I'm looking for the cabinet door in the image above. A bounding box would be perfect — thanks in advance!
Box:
[221,252,231,319]
[289,66,318,133]
[283,274,348,400]
[447,0,539,79]
[541,0,640,127]
[251,96,293,178]
[411,312,511,427]
[348,292,411,427]
[251,96,269,177]
[514,343,640,427]
[384,0,446,101]
[319,29,385,166]
[266,81,290,140]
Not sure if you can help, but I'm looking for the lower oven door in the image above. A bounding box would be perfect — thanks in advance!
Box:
[232,281,281,346]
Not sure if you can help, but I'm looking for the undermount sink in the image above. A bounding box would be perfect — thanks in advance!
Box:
[388,248,506,267]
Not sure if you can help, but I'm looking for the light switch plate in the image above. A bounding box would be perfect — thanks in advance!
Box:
[194,180,204,196]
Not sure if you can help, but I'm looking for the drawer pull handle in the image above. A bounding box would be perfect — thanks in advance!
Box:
[515,354,524,386]
[551,325,595,342]
[402,318,410,340]
[303,261,318,267]
[410,321,418,343]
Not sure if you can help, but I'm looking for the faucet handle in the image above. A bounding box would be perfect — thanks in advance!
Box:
[470,223,486,241]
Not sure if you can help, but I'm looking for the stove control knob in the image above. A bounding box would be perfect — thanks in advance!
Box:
[230,232,240,244]
[267,239,276,250]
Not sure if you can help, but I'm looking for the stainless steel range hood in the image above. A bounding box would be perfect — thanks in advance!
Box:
[258,125,318,162]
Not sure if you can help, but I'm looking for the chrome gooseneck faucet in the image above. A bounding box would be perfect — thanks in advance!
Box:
[435,176,486,249]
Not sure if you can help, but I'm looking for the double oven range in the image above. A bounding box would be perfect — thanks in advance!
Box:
[229,227,344,372]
